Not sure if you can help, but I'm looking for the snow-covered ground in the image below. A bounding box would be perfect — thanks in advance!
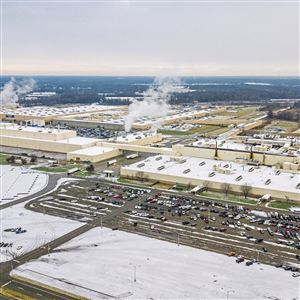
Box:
[0,200,81,263]
[12,228,299,300]
[0,165,48,204]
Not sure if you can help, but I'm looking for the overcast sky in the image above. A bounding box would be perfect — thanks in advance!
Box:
[2,0,299,76]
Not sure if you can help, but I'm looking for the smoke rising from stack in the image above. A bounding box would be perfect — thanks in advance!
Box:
[124,77,185,132]
[0,77,36,107]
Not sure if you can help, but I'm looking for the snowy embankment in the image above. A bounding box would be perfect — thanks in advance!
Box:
[0,193,82,263]
[12,228,299,300]
[0,165,48,204]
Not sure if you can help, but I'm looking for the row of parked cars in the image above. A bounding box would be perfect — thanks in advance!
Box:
[4,227,27,234]
[124,191,300,265]
[85,183,151,208]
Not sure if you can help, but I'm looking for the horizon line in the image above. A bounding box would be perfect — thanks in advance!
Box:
[2,74,300,78]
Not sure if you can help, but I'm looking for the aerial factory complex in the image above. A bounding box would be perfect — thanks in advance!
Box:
[0,80,300,300]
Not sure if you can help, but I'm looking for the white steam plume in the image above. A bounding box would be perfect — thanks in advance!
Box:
[1,77,36,107]
[124,77,184,132]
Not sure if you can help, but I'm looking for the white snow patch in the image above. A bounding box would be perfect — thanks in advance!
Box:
[0,202,82,262]
[12,228,299,300]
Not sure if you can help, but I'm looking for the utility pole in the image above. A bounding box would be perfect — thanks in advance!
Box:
[177,232,180,246]
[134,266,136,282]
[100,215,103,229]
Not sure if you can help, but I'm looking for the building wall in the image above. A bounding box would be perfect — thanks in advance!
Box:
[110,133,163,146]
[120,167,300,202]
[173,145,215,159]
[173,145,299,169]
[99,141,174,155]
[52,119,124,130]
[0,127,76,141]
[0,135,95,153]
[67,148,122,163]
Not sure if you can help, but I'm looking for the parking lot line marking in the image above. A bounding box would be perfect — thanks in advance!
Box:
[1,281,12,288]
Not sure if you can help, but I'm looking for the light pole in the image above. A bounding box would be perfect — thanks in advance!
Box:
[47,244,50,256]
[134,266,136,282]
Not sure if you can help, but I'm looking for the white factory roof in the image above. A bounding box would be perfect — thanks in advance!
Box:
[123,155,300,193]
[192,138,300,157]
[109,132,157,143]
[69,146,115,156]
[57,137,98,145]
[132,109,209,126]
[192,139,250,151]
[0,123,75,135]
[1,104,117,118]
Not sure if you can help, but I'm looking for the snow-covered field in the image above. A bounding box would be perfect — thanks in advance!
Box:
[0,165,48,204]
[0,201,81,263]
[12,228,299,300]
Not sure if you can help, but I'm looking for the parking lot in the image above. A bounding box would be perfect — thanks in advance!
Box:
[26,179,300,275]
[26,180,151,223]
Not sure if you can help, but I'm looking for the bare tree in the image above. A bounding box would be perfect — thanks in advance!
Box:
[86,164,95,172]
[221,183,231,197]
[240,184,252,199]
[30,155,37,163]
[6,155,16,163]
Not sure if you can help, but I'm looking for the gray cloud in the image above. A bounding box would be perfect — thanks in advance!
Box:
[2,1,299,75]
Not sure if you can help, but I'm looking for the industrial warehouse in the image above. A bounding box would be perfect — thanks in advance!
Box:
[0,112,299,202]
[120,155,300,201]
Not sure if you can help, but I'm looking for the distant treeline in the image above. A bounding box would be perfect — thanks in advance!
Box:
[4,75,298,106]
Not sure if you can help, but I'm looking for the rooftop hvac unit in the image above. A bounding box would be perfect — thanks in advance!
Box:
[183,169,191,174]
[235,175,242,181]
[265,179,271,185]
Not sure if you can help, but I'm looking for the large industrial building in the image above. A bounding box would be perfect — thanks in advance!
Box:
[1,108,299,202]
[121,155,300,202]
[0,122,163,162]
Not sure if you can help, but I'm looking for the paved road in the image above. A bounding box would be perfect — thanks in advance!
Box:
[0,186,142,300]
[0,173,65,210]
